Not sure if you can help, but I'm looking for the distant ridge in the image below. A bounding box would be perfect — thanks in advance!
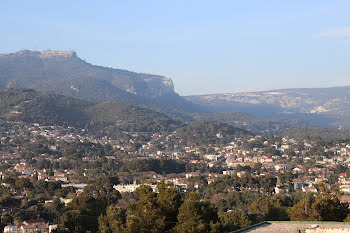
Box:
[185,86,350,129]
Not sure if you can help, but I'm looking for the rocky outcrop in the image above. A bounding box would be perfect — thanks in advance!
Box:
[0,50,175,99]
[0,49,200,113]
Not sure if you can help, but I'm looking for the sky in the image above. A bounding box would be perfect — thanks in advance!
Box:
[1,0,350,95]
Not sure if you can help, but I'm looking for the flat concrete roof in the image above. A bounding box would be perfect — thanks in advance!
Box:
[238,222,350,233]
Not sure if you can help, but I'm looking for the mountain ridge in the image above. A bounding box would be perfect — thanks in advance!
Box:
[3,49,348,132]
[1,49,174,98]
[0,50,201,114]
[185,86,350,129]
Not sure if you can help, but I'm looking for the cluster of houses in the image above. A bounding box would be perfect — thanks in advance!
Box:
[3,121,350,232]
[4,218,57,233]
[2,122,350,196]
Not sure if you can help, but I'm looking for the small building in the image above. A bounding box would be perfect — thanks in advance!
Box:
[4,218,56,233]
[186,172,200,179]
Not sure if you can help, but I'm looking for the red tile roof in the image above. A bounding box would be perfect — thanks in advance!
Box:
[23,218,45,224]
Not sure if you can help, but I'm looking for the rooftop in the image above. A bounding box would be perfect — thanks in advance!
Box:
[233,221,350,233]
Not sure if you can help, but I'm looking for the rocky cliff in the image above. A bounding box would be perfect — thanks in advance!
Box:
[0,50,202,114]
[0,50,174,99]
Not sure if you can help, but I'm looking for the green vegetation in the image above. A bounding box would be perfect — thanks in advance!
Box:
[290,184,349,221]
[283,128,350,141]
[121,159,186,174]
[176,121,251,145]
[192,111,308,134]
[96,182,220,233]
[62,182,350,232]
[0,89,183,135]
[88,101,182,133]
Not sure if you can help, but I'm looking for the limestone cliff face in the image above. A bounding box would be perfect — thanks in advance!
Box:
[0,50,175,99]
[13,49,76,58]
[39,50,77,58]
[132,75,174,98]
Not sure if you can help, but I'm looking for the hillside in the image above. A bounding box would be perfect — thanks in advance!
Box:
[3,50,349,132]
[191,111,309,135]
[186,86,350,129]
[0,50,201,113]
[282,128,350,141]
[175,120,252,145]
[0,89,183,134]
[87,101,183,133]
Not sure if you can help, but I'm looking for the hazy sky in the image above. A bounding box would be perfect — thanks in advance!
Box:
[1,0,350,95]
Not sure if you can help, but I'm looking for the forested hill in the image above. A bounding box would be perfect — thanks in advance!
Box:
[0,89,183,133]
[175,121,252,145]
[87,101,183,133]
[191,111,309,135]
[0,50,202,113]
[282,128,350,141]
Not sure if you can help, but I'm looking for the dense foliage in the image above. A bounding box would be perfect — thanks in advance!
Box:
[192,111,308,135]
[176,121,251,145]
[283,128,350,141]
[121,159,186,174]
[0,89,183,135]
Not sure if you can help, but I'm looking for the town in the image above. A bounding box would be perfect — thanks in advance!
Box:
[1,119,350,232]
